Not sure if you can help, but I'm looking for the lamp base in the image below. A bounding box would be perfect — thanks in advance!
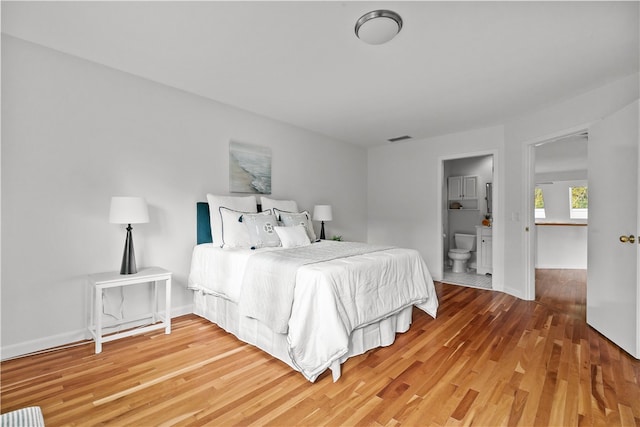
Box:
[320,221,326,240]
[120,224,137,275]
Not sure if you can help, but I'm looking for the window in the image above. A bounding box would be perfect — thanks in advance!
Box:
[570,186,588,219]
[534,187,545,219]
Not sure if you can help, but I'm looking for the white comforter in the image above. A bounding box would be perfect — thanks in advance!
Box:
[188,241,438,382]
[239,242,397,334]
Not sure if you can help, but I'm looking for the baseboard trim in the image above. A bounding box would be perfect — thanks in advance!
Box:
[1,304,194,361]
[503,285,528,301]
[535,264,587,270]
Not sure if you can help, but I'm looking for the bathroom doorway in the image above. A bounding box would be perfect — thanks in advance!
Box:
[442,154,494,289]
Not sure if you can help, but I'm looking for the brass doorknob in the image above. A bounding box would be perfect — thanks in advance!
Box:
[620,235,636,243]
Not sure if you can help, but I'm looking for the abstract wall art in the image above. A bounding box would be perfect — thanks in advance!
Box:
[229,141,272,194]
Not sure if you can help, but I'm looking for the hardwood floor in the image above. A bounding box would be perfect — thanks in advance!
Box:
[535,269,587,320]
[2,278,639,426]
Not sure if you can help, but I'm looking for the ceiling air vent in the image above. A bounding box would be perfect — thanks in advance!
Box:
[387,135,412,143]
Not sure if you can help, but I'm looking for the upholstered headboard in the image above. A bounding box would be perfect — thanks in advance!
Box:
[196,202,213,245]
[196,202,263,245]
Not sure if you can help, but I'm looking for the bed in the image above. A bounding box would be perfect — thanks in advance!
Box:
[188,196,438,382]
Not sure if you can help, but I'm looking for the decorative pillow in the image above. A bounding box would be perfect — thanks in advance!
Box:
[260,197,298,215]
[243,211,281,248]
[274,225,311,248]
[276,209,317,242]
[207,194,257,244]
[219,207,267,249]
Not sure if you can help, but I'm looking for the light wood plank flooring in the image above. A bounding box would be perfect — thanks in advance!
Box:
[2,276,639,426]
[535,268,587,320]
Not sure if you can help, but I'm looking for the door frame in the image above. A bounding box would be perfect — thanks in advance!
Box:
[522,123,591,300]
[637,116,640,358]
[437,148,502,291]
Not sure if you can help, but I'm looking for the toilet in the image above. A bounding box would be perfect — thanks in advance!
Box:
[448,233,477,273]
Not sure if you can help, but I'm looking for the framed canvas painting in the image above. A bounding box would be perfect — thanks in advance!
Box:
[229,141,272,194]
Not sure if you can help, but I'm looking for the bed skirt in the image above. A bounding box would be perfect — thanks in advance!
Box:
[193,290,414,381]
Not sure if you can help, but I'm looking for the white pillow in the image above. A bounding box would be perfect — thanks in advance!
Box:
[219,207,252,248]
[261,197,298,216]
[243,211,281,248]
[276,210,317,242]
[207,194,257,244]
[274,225,311,248]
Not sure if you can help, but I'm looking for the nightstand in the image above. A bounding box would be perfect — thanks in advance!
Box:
[87,266,172,353]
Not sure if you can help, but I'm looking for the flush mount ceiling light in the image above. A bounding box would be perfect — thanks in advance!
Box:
[355,10,403,45]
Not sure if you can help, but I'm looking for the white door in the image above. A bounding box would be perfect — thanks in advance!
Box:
[587,100,639,359]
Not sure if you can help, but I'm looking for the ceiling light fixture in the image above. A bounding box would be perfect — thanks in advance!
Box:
[355,10,403,45]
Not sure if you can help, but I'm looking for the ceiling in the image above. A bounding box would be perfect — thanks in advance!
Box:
[2,1,638,148]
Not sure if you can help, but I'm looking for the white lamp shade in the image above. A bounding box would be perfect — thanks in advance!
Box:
[313,205,333,222]
[109,196,149,224]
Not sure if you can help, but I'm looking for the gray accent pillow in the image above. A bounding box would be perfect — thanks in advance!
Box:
[242,211,281,248]
[276,210,317,242]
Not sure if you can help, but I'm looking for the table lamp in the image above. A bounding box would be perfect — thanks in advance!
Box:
[313,205,333,240]
[109,196,149,274]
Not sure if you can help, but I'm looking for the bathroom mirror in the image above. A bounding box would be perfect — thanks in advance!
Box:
[486,182,493,214]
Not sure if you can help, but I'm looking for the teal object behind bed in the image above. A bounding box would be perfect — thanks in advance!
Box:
[196,202,212,244]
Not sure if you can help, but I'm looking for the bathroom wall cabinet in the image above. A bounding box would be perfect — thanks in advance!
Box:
[448,175,477,200]
[448,175,478,209]
[476,226,493,275]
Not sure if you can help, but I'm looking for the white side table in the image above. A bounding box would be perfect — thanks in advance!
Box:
[87,266,172,353]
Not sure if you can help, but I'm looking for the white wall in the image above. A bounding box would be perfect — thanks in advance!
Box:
[503,72,639,299]
[1,36,368,358]
[367,126,504,285]
[535,225,587,269]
